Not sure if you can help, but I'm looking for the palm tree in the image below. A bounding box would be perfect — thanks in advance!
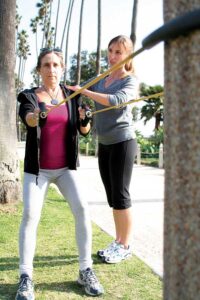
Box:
[30,0,54,85]
[15,5,22,53]
[16,30,30,92]
[16,29,30,141]
[30,17,40,58]
[60,0,73,50]
[140,83,164,130]
[0,0,21,203]
[35,0,53,49]
[54,0,61,47]
[96,0,101,75]
[76,0,85,84]
[63,0,75,82]
[130,0,138,48]
[45,0,53,46]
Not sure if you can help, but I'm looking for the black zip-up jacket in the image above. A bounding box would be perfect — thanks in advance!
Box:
[18,84,83,175]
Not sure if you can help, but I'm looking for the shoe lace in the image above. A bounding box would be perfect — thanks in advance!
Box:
[19,276,31,291]
[85,269,98,285]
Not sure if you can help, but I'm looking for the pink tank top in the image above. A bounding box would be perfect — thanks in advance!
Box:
[39,104,69,169]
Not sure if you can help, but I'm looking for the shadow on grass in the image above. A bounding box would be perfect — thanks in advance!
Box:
[35,280,86,296]
[0,283,17,300]
[0,255,104,298]
[0,281,86,300]
[0,254,81,272]
[0,254,103,271]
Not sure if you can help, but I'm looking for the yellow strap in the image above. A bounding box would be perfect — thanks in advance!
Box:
[90,92,164,116]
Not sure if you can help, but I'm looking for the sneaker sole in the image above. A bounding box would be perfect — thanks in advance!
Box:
[15,293,35,300]
[97,250,105,258]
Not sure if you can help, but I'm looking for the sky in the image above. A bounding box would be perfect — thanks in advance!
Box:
[16,0,164,136]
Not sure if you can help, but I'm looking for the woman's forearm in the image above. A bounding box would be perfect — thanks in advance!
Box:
[80,123,91,135]
[82,89,110,106]
[66,84,110,106]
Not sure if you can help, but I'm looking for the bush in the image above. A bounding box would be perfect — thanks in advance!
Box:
[136,129,164,167]
[79,133,96,155]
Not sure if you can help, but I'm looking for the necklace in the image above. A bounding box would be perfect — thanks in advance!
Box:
[43,85,60,105]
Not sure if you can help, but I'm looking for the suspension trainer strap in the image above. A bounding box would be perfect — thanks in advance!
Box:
[40,8,200,118]
[40,48,145,118]
[87,92,164,117]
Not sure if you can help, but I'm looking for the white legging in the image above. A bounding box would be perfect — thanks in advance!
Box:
[19,168,92,278]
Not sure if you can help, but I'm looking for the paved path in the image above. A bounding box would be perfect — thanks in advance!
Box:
[17,145,164,277]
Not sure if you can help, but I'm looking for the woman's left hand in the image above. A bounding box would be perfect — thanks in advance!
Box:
[78,106,86,121]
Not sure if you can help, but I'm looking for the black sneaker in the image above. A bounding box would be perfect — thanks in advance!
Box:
[77,267,104,296]
[15,274,34,300]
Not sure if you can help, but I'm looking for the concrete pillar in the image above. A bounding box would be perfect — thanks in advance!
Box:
[164,2,200,299]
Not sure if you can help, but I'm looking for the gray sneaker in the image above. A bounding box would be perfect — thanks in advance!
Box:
[15,274,34,300]
[77,268,104,296]
[97,240,119,258]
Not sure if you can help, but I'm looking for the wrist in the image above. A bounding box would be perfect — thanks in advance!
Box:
[82,89,89,96]
[26,113,37,127]
[80,115,90,127]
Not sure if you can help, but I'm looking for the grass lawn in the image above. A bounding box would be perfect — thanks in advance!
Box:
[0,187,163,300]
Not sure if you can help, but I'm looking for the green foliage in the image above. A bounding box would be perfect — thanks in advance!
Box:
[140,83,164,130]
[79,133,96,155]
[15,6,22,31]
[135,129,164,167]
[148,127,164,148]
[132,106,140,121]
[16,29,31,92]
[17,30,30,59]
[68,49,108,110]
[136,130,155,155]
[69,50,108,84]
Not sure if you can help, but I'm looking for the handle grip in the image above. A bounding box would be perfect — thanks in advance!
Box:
[142,9,200,49]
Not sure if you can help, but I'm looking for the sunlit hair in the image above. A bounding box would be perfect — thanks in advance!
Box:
[36,47,65,71]
[108,35,134,73]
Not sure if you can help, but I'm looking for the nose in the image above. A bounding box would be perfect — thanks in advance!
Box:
[49,65,55,73]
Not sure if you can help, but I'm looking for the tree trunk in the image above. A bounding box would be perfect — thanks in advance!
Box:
[96,0,101,75]
[60,0,73,50]
[76,0,85,85]
[164,2,200,299]
[130,0,138,49]
[63,0,75,82]
[0,0,21,204]
[54,0,61,47]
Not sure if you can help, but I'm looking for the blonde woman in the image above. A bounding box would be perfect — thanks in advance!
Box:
[67,35,138,264]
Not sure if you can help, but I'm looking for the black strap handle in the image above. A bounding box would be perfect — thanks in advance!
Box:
[142,8,200,49]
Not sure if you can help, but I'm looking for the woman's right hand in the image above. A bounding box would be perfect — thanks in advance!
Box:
[26,108,40,127]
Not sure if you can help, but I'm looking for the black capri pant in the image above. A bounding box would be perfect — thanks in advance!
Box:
[98,139,137,210]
